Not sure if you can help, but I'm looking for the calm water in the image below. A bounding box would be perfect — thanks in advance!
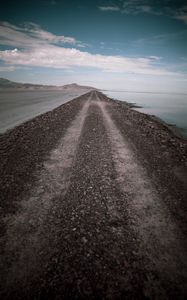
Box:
[104,90,187,138]
[1,89,187,138]
[0,90,87,133]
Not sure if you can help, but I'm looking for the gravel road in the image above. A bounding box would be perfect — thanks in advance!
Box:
[0,90,187,299]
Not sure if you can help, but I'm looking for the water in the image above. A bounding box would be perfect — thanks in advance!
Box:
[104,90,187,138]
[0,90,87,133]
[1,89,187,138]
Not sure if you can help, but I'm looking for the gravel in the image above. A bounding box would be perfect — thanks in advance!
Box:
[0,91,186,299]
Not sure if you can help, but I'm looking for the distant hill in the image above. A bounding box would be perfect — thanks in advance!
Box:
[62,83,93,90]
[0,78,96,91]
[0,78,57,89]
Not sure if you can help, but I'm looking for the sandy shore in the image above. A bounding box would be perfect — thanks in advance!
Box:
[0,91,187,299]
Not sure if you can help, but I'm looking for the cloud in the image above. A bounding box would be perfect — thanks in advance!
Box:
[0,46,177,76]
[0,22,80,48]
[98,1,159,15]
[149,56,162,61]
[140,5,152,13]
[173,6,187,24]
[122,1,187,23]
[98,1,187,22]
[175,14,187,24]
[0,22,179,77]
[98,6,120,12]
[122,1,150,15]
[122,0,165,16]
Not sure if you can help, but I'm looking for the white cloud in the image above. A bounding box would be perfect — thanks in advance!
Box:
[24,22,77,44]
[98,6,120,12]
[0,45,177,76]
[0,22,180,77]
[0,22,80,48]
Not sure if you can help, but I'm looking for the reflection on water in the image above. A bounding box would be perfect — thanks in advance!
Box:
[104,90,187,138]
[0,90,86,133]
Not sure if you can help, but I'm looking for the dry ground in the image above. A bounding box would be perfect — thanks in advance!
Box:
[0,91,187,299]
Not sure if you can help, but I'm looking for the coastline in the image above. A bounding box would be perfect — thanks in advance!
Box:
[104,90,187,140]
[110,97,187,140]
[1,91,186,233]
[0,91,187,299]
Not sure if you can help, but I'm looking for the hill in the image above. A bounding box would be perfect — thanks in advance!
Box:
[0,78,96,91]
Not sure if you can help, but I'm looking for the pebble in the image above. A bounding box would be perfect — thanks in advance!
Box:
[81,237,88,244]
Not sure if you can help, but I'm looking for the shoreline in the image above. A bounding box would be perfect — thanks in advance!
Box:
[1,89,186,140]
[0,91,187,299]
[102,88,187,96]
[0,92,186,156]
[109,97,187,140]
[1,90,186,201]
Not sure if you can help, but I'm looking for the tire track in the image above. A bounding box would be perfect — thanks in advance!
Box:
[96,94,187,298]
[1,91,187,299]
[0,92,92,296]
[36,101,144,300]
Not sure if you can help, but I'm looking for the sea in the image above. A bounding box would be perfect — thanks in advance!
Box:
[0,89,187,138]
[103,90,187,138]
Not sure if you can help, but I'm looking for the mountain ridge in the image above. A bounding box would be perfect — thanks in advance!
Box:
[0,78,96,91]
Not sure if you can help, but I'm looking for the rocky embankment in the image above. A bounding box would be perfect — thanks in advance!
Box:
[0,91,187,299]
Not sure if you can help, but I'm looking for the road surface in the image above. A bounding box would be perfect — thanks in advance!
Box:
[0,91,187,299]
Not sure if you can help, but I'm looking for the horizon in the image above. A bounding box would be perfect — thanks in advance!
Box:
[0,0,187,93]
[2,77,187,96]
[0,77,91,87]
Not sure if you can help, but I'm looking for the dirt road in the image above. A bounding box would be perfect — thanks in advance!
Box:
[0,91,187,299]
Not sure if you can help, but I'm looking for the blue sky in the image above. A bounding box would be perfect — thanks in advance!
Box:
[0,0,187,92]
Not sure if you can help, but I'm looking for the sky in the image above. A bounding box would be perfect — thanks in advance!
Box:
[0,0,187,92]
